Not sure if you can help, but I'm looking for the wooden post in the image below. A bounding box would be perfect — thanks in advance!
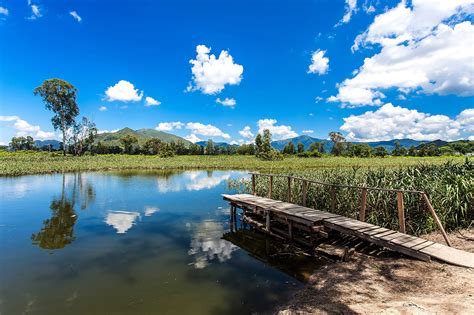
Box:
[230,205,234,232]
[288,221,293,240]
[330,185,336,212]
[302,180,307,207]
[288,177,292,203]
[360,187,367,222]
[251,174,256,196]
[268,175,273,199]
[397,191,406,233]
[422,193,451,247]
[266,211,271,232]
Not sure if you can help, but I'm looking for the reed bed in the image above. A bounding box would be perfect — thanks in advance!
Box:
[0,151,465,176]
[244,160,473,235]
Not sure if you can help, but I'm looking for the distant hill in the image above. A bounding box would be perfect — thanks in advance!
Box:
[34,139,62,150]
[271,135,330,151]
[96,128,191,146]
[196,141,236,149]
[271,136,428,153]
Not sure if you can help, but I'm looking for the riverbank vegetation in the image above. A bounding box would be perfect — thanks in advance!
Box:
[0,150,469,176]
[245,160,473,235]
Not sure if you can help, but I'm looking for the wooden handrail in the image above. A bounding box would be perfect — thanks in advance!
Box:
[248,172,425,194]
[248,172,451,246]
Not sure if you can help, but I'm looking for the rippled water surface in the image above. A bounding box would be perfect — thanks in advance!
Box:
[0,170,311,314]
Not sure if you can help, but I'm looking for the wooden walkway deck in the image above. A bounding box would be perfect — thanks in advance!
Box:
[223,193,474,268]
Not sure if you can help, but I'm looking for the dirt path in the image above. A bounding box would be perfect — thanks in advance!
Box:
[278,229,474,314]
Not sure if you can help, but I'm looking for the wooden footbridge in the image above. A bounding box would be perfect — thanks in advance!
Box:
[223,173,474,268]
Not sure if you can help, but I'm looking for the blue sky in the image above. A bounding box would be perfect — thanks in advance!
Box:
[0,0,473,145]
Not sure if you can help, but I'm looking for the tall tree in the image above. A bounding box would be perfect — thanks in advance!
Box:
[120,135,138,154]
[205,139,215,155]
[297,142,304,153]
[9,136,35,151]
[255,133,263,157]
[71,117,97,156]
[262,129,272,154]
[34,79,79,156]
[329,131,346,156]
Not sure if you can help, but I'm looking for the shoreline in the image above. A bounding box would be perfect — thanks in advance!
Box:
[278,228,474,314]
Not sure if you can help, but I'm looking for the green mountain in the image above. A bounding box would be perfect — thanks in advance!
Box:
[96,128,191,146]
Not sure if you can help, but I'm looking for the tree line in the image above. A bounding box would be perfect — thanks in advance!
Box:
[7,78,472,158]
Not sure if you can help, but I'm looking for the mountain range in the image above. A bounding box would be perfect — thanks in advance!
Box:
[31,128,467,152]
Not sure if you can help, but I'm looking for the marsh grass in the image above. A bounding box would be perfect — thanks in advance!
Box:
[245,160,473,235]
[0,151,466,176]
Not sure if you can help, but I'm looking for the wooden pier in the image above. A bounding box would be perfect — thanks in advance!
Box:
[223,173,474,268]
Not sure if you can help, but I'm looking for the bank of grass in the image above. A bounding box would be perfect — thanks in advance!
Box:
[246,160,473,235]
[0,151,468,176]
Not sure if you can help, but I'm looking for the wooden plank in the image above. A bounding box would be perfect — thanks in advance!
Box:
[222,194,474,267]
[397,192,406,233]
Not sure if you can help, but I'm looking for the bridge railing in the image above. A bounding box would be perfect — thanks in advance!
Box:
[249,172,451,246]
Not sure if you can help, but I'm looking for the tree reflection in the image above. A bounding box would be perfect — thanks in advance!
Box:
[31,197,77,249]
[31,173,95,250]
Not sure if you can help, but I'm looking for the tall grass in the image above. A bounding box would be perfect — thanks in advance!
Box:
[0,151,466,176]
[247,160,473,235]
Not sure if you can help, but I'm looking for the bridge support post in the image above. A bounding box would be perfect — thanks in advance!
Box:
[268,176,273,199]
[397,192,406,233]
[422,193,451,247]
[302,180,307,207]
[360,187,367,222]
[252,174,256,195]
[287,177,292,203]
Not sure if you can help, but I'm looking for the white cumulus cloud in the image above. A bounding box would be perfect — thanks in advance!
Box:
[338,0,358,25]
[238,126,254,139]
[0,115,56,140]
[307,50,329,75]
[69,11,82,22]
[216,97,236,108]
[187,45,244,95]
[99,106,107,111]
[186,122,230,139]
[331,1,474,107]
[340,103,473,141]
[155,122,184,131]
[0,6,9,16]
[105,80,143,102]
[184,134,202,143]
[257,119,298,140]
[302,130,314,134]
[145,96,161,107]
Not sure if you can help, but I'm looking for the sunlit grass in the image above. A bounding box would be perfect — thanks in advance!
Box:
[0,151,467,176]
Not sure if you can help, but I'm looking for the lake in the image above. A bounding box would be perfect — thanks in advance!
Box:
[0,170,326,314]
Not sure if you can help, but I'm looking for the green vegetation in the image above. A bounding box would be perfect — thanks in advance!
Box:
[246,160,473,235]
[34,79,80,156]
[0,151,469,176]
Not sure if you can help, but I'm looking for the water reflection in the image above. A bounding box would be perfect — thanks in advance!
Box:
[105,211,141,234]
[156,171,231,193]
[31,173,95,250]
[223,229,328,282]
[31,196,77,249]
[188,220,238,269]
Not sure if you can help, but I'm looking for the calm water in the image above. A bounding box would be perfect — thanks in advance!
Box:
[0,170,322,314]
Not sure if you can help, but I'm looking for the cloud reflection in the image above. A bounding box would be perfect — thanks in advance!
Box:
[105,211,140,234]
[188,220,238,269]
[156,171,231,193]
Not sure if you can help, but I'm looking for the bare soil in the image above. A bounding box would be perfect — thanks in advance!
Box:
[278,228,474,314]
